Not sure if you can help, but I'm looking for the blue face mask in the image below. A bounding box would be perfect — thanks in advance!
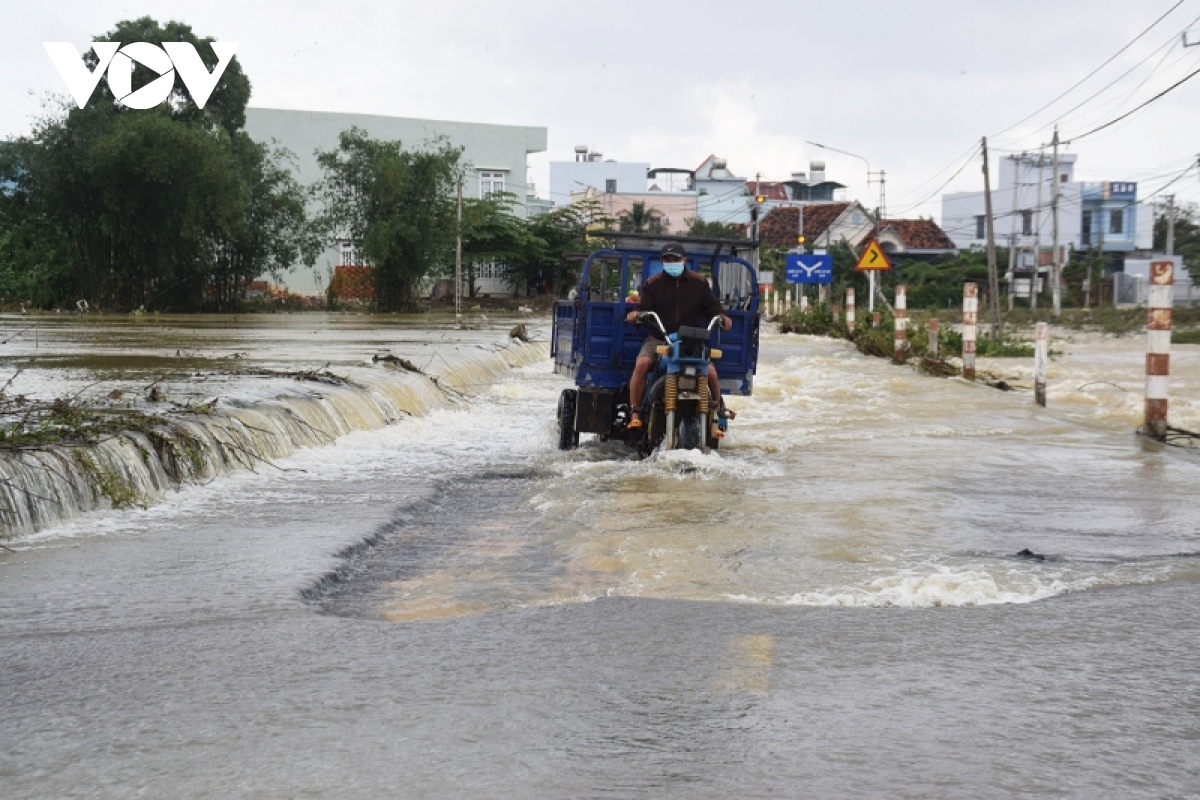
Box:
[663,261,684,278]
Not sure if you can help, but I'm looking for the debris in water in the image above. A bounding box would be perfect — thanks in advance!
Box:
[1016,548,1046,561]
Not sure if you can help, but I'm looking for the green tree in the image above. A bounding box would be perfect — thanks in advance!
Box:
[508,202,607,297]
[618,200,663,234]
[316,128,462,311]
[459,191,537,297]
[0,17,312,312]
[83,16,252,135]
[1154,202,1200,276]
[684,217,741,238]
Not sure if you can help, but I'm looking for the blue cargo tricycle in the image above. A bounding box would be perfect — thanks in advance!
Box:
[551,234,761,455]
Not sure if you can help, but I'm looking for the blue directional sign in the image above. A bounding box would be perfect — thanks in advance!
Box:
[785,253,833,284]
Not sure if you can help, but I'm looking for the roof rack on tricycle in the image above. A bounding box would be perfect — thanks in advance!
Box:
[551,232,761,455]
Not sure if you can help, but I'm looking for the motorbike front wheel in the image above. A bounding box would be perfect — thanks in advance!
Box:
[676,414,704,450]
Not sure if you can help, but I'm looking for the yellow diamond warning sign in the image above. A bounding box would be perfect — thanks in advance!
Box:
[855,238,892,271]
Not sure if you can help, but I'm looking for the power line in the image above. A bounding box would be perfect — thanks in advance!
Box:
[888,144,982,216]
[1067,62,1200,142]
[989,0,1186,141]
[1141,159,1199,201]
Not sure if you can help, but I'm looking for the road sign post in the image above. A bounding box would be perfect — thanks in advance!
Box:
[855,238,892,314]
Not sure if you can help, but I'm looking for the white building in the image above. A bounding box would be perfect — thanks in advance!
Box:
[548,147,649,208]
[941,153,1154,270]
[244,108,547,296]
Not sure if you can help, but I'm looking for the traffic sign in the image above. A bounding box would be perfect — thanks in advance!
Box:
[855,238,892,271]
[785,253,832,284]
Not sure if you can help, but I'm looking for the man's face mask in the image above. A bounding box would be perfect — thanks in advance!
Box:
[663,259,685,277]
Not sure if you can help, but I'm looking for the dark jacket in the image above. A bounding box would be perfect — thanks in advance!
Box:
[637,269,724,338]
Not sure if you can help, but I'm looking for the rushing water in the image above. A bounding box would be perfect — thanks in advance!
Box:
[1,314,1199,798]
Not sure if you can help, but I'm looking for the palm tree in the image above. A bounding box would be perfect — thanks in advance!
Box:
[619,201,663,234]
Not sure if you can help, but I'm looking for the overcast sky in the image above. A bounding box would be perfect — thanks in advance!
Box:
[6,0,1200,221]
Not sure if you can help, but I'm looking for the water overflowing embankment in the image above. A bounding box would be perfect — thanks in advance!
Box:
[0,314,542,538]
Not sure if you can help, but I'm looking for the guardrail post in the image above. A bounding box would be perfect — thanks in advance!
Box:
[963,282,978,381]
[800,293,808,312]
[894,285,907,363]
[928,317,939,360]
[846,288,856,333]
[1144,260,1174,439]
[1034,322,1048,407]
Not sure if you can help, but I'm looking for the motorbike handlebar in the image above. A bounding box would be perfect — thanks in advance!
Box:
[637,311,666,337]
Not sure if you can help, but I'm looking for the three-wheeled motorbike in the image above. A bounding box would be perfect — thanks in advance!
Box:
[551,233,761,456]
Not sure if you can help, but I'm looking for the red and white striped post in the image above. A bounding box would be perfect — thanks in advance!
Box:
[963,282,978,381]
[818,284,827,306]
[872,311,881,329]
[893,285,907,363]
[928,318,939,360]
[833,304,841,325]
[1034,322,1048,407]
[846,288,856,333]
[1144,260,1174,439]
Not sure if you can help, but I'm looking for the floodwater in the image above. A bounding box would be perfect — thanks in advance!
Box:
[2,313,1199,798]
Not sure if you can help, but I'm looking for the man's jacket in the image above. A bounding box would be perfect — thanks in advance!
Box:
[637,269,724,338]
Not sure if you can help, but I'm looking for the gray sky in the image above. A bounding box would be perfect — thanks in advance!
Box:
[6,0,1200,221]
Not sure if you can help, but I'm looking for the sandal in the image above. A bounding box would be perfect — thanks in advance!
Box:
[627,406,643,430]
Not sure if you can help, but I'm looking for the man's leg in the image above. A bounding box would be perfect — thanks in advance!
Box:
[707,364,723,413]
[629,356,653,427]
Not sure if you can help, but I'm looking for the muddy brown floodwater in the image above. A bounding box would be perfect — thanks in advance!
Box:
[2,314,1198,798]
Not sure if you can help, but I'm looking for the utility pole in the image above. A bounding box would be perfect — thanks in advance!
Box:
[1165,194,1176,255]
[751,172,762,272]
[1092,199,1104,308]
[981,137,1002,341]
[455,178,463,323]
[1032,151,1044,310]
[1051,127,1062,318]
[1008,154,1021,312]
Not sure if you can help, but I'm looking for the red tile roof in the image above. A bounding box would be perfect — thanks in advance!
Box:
[759,203,850,248]
[876,219,956,251]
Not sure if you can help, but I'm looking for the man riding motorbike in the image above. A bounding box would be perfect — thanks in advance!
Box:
[624,241,731,430]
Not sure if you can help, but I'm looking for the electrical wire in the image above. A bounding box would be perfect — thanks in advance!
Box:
[1067,62,1200,142]
[888,144,982,217]
[989,0,1186,142]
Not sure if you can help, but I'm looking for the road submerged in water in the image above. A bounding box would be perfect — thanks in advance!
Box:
[2,314,1199,798]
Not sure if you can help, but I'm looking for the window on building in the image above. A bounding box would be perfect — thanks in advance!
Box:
[605,179,617,193]
[339,240,366,266]
[975,215,986,240]
[1081,211,1092,245]
[1110,209,1124,235]
[1021,210,1032,236]
[480,171,505,198]
[1060,174,1068,183]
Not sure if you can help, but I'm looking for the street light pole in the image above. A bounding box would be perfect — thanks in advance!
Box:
[807,141,887,312]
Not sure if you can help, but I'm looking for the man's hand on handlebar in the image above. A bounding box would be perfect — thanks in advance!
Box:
[625,309,639,324]
[721,314,732,332]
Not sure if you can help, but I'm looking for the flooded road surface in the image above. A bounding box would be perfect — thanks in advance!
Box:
[2,316,1199,798]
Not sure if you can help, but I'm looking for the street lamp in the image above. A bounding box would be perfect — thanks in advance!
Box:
[806,141,888,311]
